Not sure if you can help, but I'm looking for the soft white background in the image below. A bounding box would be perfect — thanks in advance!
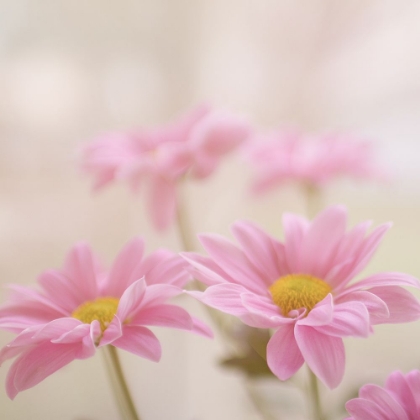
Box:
[1,1,420,419]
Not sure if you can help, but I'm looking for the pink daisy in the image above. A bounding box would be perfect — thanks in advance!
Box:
[81,105,251,230]
[345,370,420,420]
[0,237,211,399]
[245,130,384,194]
[182,206,420,388]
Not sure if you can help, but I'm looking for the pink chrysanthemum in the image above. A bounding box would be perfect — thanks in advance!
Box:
[0,238,211,399]
[81,105,251,230]
[182,206,420,388]
[245,130,384,193]
[345,370,420,420]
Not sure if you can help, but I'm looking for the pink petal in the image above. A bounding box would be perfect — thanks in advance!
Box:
[359,384,409,420]
[282,212,309,273]
[294,325,345,389]
[385,371,417,417]
[147,175,177,231]
[406,370,420,414]
[117,279,146,321]
[52,323,93,347]
[313,301,370,337]
[140,284,183,308]
[132,303,192,329]
[345,272,420,294]
[326,221,372,288]
[231,220,287,281]
[266,325,304,381]
[338,223,392,288]
[187,284,249,318]
[62,243,99,301]
[240,293,291,328]
[368,286,420,324]
[297,294,334,327]
[112,325,161,362]
[190,109,250,156]
[345,398,390,420]
[6,342,82,399]
[181,252,232,286]
[105,237,145,297]
[136,249,174,278]
[198,233,267,294]
[190,317,213,338]
[37,270,85,313]
[100,316,123,346]
[6,284,68,317]
[145,255,191,287]
[335,290,389,322]
[34,318,84,342]
[300,206,347,277]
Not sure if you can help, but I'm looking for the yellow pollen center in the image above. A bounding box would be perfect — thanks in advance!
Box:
[269,274,331,316]
[72,297,119,332]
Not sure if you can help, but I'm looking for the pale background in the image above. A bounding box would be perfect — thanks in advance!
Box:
[1,1,420,419]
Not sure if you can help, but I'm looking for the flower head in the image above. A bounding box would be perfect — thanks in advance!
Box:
[0,238,211,399]
[345,370,420,420]
[81,105,251,230]
[182,206,420,388]
[245,130,384,193]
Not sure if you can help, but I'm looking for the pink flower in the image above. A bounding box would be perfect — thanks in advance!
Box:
[345,370,420,420]
[245,130,384,193]
[182,206,420,389]
[81,105,251,230]
[0,238,211,399]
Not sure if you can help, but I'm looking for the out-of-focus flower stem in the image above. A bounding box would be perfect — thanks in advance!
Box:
[102,346,141,420]
[303,184,326,420]
[304,183,323,219]
[175,180,275,420]
[175,180,229,336]
[308,368,325,420]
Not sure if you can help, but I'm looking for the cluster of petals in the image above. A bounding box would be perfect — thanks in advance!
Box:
[81,104,251,230]
[345,370,420,420]
[182,206,420,388]
[244,130,384,193]
[0,237,211,399]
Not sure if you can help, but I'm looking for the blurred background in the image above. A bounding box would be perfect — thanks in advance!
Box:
[1,1,420,419]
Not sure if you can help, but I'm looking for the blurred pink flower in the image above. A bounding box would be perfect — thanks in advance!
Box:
[245,130,385,193]
[345,370,420,420]
[81,105,251,230]
[0,238,211,399]
[182,206,420,388]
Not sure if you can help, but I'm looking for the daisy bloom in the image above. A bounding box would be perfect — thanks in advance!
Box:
[245,130,385,194]
[345,370,420,420]
[81,105,251,230]
[0,237,211,399]
[182,206,420,388]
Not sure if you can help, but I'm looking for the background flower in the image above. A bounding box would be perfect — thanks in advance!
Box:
[183,206,420,388]
[244,130,385,194]
[345,370,420,420]
[81,105,251,230]
[0,238,211,399]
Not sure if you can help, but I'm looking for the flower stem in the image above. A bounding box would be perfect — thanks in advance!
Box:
[175,181,275,420]
[307,367,325,420]
[175,181,196,253]
[175,180,233,339]
[102,346,141,420]
[304,183,323,219]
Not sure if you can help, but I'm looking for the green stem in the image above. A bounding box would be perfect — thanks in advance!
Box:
[102,346,141,420]
[307,367,325,420]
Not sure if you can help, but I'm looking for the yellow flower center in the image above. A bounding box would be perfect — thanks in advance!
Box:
[269,274,331,316]
[72,297,119,332]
